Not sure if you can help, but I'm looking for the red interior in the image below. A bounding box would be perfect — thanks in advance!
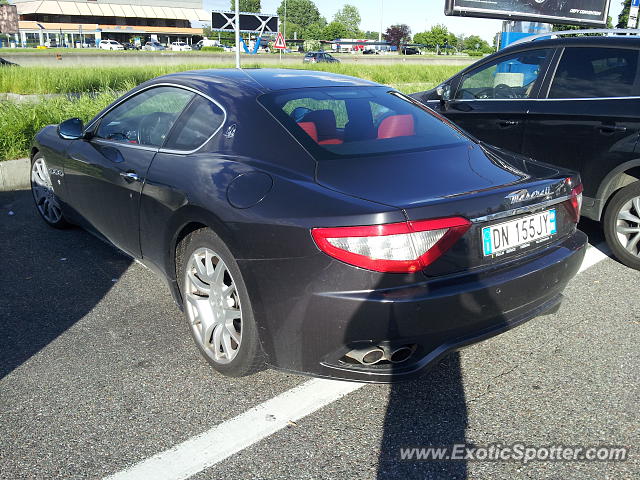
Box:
[298,113,416,146]
[377,115,415,139]
[297,121,343,145]
[297,122,318,142]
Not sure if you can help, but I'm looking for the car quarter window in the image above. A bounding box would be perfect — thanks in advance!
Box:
[548,47,640,99]
[164,95,226,151]
[95,86,195,147]
[455,48,552,100]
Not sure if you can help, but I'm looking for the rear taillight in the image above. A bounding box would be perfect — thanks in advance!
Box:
[566,182,583,223]
[311,217,471,273]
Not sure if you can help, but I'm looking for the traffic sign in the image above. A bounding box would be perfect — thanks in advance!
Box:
[274,32,287,50]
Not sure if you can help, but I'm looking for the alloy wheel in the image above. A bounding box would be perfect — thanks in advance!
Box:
[31,157,62,224]
[184,248,243,364]
[615,196,640,258]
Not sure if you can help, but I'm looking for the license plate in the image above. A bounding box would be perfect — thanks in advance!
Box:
[482,209,556,257]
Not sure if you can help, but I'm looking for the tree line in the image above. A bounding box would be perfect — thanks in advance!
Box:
[215,0,636,51]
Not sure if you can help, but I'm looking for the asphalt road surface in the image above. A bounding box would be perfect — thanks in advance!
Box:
[1,189,638,480]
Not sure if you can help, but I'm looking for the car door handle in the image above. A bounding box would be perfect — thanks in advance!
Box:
[498,120,520,127]
[119,171,140,182]
[597,125,627,134]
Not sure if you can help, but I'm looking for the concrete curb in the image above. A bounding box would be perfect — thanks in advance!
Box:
[1,92,125,103]
[0,158,30,191]
[0,93,61,103]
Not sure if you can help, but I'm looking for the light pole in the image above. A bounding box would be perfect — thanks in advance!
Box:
[379,0,383,43]
[235,0,240,68]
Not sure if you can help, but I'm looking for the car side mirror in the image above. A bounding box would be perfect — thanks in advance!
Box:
[58,118,85,140]
[437,84,451,110]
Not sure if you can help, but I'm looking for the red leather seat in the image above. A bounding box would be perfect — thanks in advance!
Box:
[298,121,319,142]
[297,120,343,145]
[377,114,415,139]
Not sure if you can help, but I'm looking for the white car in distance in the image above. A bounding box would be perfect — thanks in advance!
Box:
[170,42,192,51]
[99,40,124,51]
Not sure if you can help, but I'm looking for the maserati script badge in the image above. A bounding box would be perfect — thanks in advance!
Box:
[505,185,554,205]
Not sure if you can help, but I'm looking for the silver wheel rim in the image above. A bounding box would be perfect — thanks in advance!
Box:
[31,157,62,224]
[184,248,242,364]
[615,195,640,258]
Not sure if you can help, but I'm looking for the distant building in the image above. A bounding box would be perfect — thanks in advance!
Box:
[11,0,209,47]
[330,39,388,53]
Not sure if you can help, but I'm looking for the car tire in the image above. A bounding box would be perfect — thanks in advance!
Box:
[30,153,69,229]
[177,228,264,376]
[603,182,640,270]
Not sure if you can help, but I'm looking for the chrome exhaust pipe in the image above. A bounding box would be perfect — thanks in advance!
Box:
[345,347,385,365]
[389,346,414,364]
[380,344,415,364]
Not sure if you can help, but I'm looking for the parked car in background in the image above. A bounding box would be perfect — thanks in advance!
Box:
[30,69,586,382]
[170,42,192,52]
[303,51,340,63]
[412,33,640,270]
[0,57,18,66]
[122,42,140,51]
[99,40,124,51]
[401,47,420,55]
[143,41,165,51]
[363,48,379,55]
[195,39,220,50]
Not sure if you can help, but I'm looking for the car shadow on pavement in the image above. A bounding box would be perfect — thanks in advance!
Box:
[0,190,132,379]
[339,261,520,479]
[376,352,468,479]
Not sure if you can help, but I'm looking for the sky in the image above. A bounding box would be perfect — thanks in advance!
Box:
[203,1,625,43]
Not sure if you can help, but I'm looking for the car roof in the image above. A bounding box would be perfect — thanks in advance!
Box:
[242,69,376,90]
[500,35,640,55]
[156,68,379,93]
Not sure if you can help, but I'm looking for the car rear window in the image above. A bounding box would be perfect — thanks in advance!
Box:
[258,87,467,159]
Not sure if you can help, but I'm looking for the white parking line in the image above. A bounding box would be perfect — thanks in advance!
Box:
[104,242,611,480]
[104,378,364,480]
[578,242,611,274]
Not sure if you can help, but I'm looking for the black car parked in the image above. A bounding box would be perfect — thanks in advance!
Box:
[303,51,340,63]
[401,47,420,55]
[30,69,586,382]
[413,35,640,270]
[0,57,18,66]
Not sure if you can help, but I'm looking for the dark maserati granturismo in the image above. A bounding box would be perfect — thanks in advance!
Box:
[30,69,587,382]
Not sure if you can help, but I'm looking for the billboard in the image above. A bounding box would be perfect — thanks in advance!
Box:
[445,0,611,27]
[211,11,278,33]
[0,5,19,34]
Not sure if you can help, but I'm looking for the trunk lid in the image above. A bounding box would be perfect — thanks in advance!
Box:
[316,141,578,275]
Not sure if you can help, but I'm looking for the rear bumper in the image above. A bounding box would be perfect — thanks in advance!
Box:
[239,230,587,383]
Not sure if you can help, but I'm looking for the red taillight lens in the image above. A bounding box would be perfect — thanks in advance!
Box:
[567,183,583,223]
[311,217,471,273]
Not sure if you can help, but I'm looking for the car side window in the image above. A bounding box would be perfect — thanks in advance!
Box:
[164,96,226,151]
[95,86,195,147]
[548,47,639,99]
[455,48,552,100]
